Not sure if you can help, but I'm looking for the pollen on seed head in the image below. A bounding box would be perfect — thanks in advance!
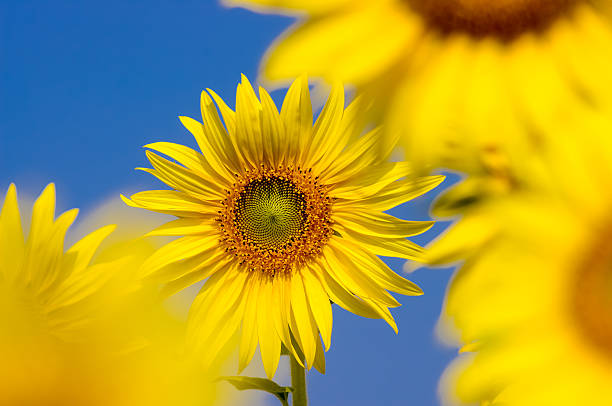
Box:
[217,166,333,275]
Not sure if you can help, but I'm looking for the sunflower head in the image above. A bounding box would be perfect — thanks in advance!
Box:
[435,116,612,405]
[0,184,233,406]
[124,75,443,378]
[0,183,166,344]
[231,0,612,183]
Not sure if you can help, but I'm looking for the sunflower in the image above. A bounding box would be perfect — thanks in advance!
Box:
[226,0,612,173]
[432,112,612,405]
[0,183,135,342]
[122,75,444,378]
[0,184,233,406]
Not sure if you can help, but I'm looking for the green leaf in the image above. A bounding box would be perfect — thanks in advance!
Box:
[219,376,293,406]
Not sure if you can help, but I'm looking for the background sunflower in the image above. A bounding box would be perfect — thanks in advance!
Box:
[434,112,612,405]
[227,0,612,176]
[0,184,236,406]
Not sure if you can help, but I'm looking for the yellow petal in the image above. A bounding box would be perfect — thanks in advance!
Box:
[145,150,223,199]
[189,265,247,344]
[235,78,264,166]
[302,267,333,351]
[66,224,116,272]
[303,82,344,166]
[0,184,24,280]
[22,184,57,284]
[335,225,423,260]
[362,298,398,333]
[311,262,380,320]
[336,175,445,212]
[121,190,213,217]
[332,238,423,296]
[192,269,247,368]
[239,273,261,372]
[259,86,285,167]
[144,142,227,189]
[178,115,234,181]
[140,235,219,277]
[280,75,312,162]
[271,275,300,362]
[35,208,79,294]
[332,161,412,198]
[312,334,326,374]
[320,127,380,183]
[335,210,433,238]
[289,271,317,369]
[145,218,216,237]
[206,88,236,136]
[324,244,400,307]
[200,90,242,171]
[159,252,229,298]
[257,276,282,378]
[262,2,419,84]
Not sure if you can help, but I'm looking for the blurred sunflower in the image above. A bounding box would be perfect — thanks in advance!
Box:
[0,183,130,342]
[0,184,227,406]
[433,112,612,405]
[227,0,612,173]
[123,75,443,378]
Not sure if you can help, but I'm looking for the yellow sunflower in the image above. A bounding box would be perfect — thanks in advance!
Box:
[433,112,612,405]
[122,75,444,378]
[0,183,135,342]
[0,183,235,406]
[227,0,612,173]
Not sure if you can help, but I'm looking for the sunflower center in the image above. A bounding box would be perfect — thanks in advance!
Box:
[572,232,612,358]
[405,0,579,40]
[218,166,333,275]
[235,178,307,250]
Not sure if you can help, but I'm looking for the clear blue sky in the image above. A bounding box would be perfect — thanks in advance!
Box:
[0,1,458,405]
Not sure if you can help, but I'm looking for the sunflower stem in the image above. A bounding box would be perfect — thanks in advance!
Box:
[290,355,307,406]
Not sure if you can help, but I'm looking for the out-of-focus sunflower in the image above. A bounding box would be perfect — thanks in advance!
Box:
[0,183,131,342]
[122,75,443,378]
[227,0,612,173]
[0,184,227,406]
[433,112,612,405]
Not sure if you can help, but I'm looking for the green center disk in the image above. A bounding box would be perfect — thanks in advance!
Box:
[234,177,308,250]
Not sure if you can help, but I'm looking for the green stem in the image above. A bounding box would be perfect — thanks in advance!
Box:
[290,355,308,406]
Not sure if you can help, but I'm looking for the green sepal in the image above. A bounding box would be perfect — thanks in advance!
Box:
[219,376,293,406]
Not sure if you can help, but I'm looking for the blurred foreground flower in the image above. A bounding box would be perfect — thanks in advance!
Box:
[433,113,612,405]
[123,75,443,387]
[228,0,612,174]
[0,184,226,406]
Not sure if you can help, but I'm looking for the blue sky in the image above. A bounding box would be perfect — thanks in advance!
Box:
[1,1,458,405]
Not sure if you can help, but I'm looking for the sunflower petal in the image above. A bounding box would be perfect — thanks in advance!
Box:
[0,184,25,279]
[289,272,317,368]
[280,74,312,161]
[239,273,262,372]
[335,210,434,237]
[302,267,333,351]
[140,235,219,277]
[258,276,282,378]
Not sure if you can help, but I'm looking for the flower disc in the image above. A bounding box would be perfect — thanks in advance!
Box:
[219,165,333,275]
[405,0,580,40]
[235,176,307,250]
[573,227,612,358]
